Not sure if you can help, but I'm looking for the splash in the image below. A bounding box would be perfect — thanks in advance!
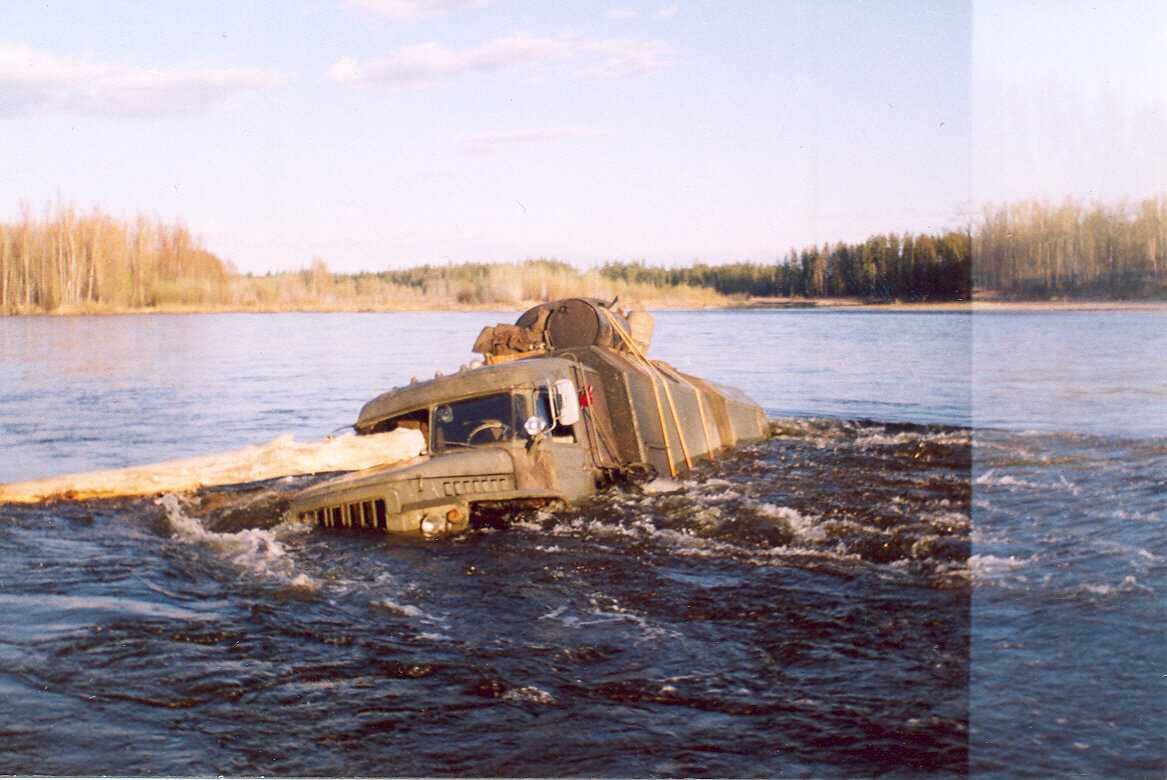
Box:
[155,492,316,587]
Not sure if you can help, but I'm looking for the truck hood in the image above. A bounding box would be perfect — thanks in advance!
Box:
[290,445,517,504]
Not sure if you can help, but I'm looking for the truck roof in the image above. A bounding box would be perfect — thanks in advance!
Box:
[355,354,576,432]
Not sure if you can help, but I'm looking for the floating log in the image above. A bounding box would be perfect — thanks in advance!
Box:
[0,429,425,504]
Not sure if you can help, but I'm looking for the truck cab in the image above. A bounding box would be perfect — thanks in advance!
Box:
[288,355,618,536]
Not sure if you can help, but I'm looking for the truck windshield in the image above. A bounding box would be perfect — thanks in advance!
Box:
[433,393,517,451]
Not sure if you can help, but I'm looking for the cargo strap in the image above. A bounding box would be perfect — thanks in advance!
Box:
[598,308,711,476]
[600,306,716,457]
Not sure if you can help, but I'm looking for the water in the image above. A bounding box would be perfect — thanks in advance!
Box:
[967,311,1167,775]
[0,309,1164,777]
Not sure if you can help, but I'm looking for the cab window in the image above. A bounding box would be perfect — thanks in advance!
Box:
[433,393,514,451]
[534,387,576,441]
[368,408,428,438]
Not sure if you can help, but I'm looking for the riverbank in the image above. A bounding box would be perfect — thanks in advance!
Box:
[970,299,1167,312]
[731,295,1167,312]
[5,295,1167,316]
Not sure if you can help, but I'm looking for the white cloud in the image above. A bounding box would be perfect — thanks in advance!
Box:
[344,0,492,23]
[327,34,679,86]
[605,6,677,22]
[573,38,679,78]
[0,42,283,117]
[451,125,601,155]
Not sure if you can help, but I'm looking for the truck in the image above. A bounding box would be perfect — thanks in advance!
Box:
[287,297,770,536]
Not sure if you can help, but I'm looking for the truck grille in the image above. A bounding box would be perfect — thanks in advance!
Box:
[302,498,389,530]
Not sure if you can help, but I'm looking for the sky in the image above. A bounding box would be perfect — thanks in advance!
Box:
[0,1,1162,274]
[975,0,1167,209]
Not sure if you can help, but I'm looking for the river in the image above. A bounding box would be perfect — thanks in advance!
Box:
[0,309,1163,777]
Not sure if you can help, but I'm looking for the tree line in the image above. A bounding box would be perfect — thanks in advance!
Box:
[1,196,1164,314]
[0,203,232,313]
[974,197,1166,298]
[600,231,971,301]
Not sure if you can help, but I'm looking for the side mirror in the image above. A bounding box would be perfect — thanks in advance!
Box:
[553,378,580,426]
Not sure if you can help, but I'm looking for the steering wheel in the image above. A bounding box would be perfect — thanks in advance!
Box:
[467,420,510,444]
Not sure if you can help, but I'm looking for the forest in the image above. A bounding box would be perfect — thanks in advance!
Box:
[0,204,231,313]
[974,197,1166,298]
[0,196,1163,314]
[600,231,970,301]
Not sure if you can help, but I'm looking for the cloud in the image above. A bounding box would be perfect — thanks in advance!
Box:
[572,38,680,78]
[605,6,677,21]
[0,42,283,117]
[451,125,601,155]
[328,33,680,86]
[344,0,492,23]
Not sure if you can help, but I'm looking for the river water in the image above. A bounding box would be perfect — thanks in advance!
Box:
[0,309,1162,777]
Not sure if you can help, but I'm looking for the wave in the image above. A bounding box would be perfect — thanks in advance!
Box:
[503,421,972,586]
[155,492,317,588]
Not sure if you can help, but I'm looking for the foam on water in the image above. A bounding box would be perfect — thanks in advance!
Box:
[374,598,428,619]
[502,685,557,704]
[970,423,1167,776]
[155,492,317,588]
[471,423,969,603]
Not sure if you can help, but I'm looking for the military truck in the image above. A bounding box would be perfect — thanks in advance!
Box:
[287,298,769,536]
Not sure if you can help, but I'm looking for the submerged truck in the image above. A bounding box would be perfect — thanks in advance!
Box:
[287,298,769,536]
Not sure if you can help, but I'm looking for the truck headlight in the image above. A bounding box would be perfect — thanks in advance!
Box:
[420,514,448,536]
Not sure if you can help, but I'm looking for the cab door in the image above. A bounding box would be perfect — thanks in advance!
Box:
[571,367,620,470]
[530,383,598,501]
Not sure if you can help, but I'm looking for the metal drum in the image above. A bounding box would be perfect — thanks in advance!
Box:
[516,298,630,350]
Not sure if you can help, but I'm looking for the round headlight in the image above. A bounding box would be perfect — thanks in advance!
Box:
[524,414,548,437]
[420,514,447,536]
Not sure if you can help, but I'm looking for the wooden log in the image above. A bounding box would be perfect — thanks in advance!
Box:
[0,429,426,503]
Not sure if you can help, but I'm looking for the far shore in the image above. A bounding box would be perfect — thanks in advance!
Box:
[734,296,1167,313]
[5,296,1167,317]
